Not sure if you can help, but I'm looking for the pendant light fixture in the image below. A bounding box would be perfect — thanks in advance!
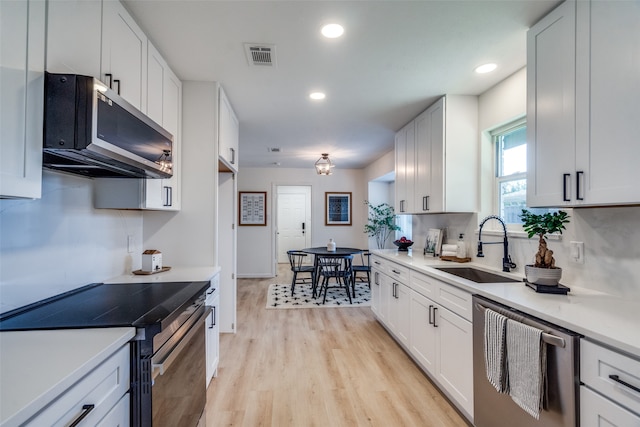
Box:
[315,153,333,175]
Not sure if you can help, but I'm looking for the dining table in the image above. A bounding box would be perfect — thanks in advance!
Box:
[300,247,364,296]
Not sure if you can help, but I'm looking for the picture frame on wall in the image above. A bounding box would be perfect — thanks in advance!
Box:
[239,191,267,226]
[325,192,352,226]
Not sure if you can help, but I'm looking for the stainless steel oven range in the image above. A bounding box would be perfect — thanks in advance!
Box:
[0,280,212,427]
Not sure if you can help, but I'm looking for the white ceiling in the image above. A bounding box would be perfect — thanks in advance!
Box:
[123,0,560,170]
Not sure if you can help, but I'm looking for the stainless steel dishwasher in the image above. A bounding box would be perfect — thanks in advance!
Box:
[472,295,581,427]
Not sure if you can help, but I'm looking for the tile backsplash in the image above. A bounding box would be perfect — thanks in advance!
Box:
[412,207,640,299]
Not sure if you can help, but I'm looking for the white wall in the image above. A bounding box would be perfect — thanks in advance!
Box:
[411,68,640,299]
[143,82,219,268]
[237,167,367,277]
[0,171,143,312]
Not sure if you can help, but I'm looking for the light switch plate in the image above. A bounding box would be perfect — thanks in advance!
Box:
[570,241,584,264]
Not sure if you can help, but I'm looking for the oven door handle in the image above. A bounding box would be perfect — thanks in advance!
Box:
[151,307,212,377]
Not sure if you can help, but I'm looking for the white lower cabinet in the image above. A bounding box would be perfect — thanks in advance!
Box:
[371,255,473,421]
[206,274,221,387]
[580,339,640,426]
[26,344,130,426]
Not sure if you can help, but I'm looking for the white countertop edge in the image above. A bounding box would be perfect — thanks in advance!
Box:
[371,249,640,358]
[0,327,135,427]
[104,265,221,284]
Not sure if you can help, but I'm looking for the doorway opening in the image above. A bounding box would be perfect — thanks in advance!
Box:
[276,186,312,266]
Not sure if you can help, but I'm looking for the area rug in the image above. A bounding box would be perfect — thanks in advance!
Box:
[266,282,371,308]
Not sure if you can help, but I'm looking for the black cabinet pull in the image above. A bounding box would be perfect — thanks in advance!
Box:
[209,306,217,328]
[163,186,172,207]
[563,173,571,201]
[433,307,438,327]
[374,272,379,286]
[576,171,584,201]
[428,305,434,325]
[105,73,113,89]
[609,374,640,393]
[69,404,95,427]
[423,195,429,211]
[113,79,120,95]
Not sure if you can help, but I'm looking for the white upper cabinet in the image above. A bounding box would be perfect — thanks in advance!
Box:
[218,86,239,172]
[0,0,45,199]
[101,0,147,112]
[94,41,182,211]
[46,0,101,76]
[396,95,478,214]
[527,0,640,207]
[395,121,415,214]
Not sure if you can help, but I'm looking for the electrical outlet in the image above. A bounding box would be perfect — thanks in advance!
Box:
[127,235,134,253]
[570,241,584,264]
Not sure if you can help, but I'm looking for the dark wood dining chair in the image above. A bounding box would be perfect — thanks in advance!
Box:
[317,255,353,304]
[351,250,371,296]
[287,250,315,296]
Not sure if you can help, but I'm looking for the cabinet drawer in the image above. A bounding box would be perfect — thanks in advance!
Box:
[435,281,472,322]
[386,261,410,282]
[581,339,640,415]
[409,271,437,300]
[27,344,130,426]
[581,386,640,426]
[370,256,387,272]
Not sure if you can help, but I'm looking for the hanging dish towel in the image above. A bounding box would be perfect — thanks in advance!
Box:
[506,319,547,419]
[484,309,508,393]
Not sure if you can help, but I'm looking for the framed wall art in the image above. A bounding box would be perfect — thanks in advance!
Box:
[325,192,352,226]
[239,191,267,226]
[425,228,443,257]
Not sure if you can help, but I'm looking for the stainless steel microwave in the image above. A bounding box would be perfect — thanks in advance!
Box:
[43,73,173,179]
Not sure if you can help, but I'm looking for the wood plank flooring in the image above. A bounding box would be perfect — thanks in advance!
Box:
[202,265,469,427]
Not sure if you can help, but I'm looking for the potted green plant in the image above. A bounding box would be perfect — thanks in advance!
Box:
[364,201,401,249]
[520,209,570,286]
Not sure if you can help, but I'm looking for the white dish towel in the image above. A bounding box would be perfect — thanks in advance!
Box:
[484,309,508,393]
[506,319,547,419]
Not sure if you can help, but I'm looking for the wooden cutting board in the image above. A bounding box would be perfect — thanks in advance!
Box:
[132,266,171,275]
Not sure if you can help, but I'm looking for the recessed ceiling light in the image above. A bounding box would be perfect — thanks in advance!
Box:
[475,63,497,74]
[321,23,344,38]
[309,92,326,100]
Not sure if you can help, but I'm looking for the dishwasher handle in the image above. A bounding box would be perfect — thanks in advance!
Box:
[474,302,566,348]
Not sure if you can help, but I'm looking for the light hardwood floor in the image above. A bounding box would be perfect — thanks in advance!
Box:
[202,265,469,427]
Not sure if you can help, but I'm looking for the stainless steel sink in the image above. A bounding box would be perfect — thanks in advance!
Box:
[434,267,519,283]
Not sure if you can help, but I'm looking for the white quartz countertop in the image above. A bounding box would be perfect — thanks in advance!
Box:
[0,327,135,427]
[372,249,640,358]
[104,265,220,284]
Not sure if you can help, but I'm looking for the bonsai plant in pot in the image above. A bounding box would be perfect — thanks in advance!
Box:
[364,201,401,249]
[520,209,570,286]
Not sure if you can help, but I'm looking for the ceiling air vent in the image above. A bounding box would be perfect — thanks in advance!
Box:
[267,147,281,153]
[244,43,276,67]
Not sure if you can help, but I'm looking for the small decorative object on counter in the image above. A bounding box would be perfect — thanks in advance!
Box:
[327,239,336,252]
[142,249,162,272]
[520,209,570,287]
[393,236,413,251]
[456,233,467,258]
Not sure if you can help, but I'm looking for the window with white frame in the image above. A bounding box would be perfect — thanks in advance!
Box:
[492,119,552,225]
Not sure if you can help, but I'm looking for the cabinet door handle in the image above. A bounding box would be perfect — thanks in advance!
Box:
[399,200,404,213]
[423,196,429,211]
[609,374,640,393]
[113,79,121,95]
[563,173,571,202]
[576,171,584,201]
[433,307,438,327]
[209,306,217,328]
[163,186,172,207]
[230,147,236,164]
[69,404,95,427]
[374,271,379,286]
[392,269,400,275]
[105,73,113,89]
[428,305,434,325]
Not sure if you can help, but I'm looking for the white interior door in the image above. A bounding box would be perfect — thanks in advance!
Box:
[276,186,311,263]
